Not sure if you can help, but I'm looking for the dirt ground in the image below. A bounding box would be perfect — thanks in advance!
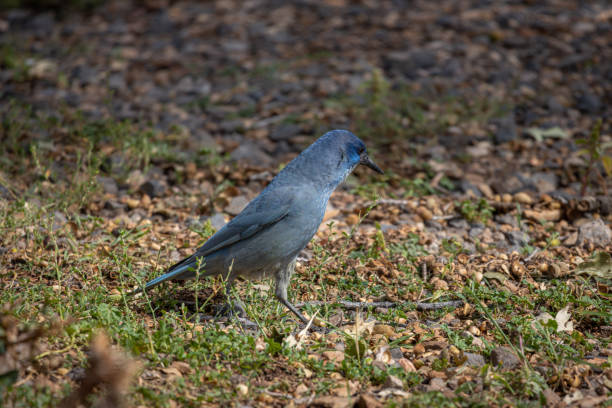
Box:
[1,1,611,407]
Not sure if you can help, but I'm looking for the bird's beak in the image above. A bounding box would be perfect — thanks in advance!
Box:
[360,153,383,174]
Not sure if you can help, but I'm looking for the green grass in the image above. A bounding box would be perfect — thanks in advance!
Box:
[2,190,610,405]
[457,198,494,224]
[1,103,610,407]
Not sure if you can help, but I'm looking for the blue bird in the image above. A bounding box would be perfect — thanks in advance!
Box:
[137,130,382,322]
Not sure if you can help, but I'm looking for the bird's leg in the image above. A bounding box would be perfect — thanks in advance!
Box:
[214,278,246,318]
[275,259,308,323]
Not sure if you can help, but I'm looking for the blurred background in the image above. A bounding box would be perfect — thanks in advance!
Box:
[1,0,610,197]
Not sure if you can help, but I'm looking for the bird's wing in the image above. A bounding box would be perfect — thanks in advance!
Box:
[185,187,295,261]
[142,198,291,290]
[195,204,290,257]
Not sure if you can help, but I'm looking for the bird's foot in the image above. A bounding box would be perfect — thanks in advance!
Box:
[213,300,247,319]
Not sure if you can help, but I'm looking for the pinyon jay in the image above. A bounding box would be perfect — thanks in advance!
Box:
[136,129,382,322]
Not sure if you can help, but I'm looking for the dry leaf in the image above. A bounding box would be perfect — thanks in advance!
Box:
[322,350,345,363]
[555,306,573,333]
[374,346,391,364]
[161,367,183,380]
[575,252,612,279]
[285,311,318,350]
[534,305,573,333]
[343,312,375,338]
[562,390,583,405]
[236,383,248,396]
[372,324,396,338]
[484,271,507,282]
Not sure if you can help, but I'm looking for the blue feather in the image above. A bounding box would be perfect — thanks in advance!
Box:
[144,262,193,290]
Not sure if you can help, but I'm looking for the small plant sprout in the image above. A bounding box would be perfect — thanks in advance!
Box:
[576,119,611,196]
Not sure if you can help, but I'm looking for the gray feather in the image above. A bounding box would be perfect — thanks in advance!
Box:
[136,130,382,323]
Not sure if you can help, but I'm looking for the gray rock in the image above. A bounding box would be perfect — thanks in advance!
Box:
[221,40,248,54]
[103,153,127,174]
[449,218,469,229]
[490,346,521,370]
[425,220,443,230]
[71,65,98,85]
[491,173,525,194]
[190,130,219,153]
[383,49,437,78]
[575,91,601,114]
[108,73,126,90]
[426,377,448,392]
[315,78,339,96]
[461,242,476,254]
[469,227,485,237]
[504,230,530,247]
[65,92,81,107]
[578,219,611,247]
[459,180,482,197]
[547,97,564,114]
[52,211,67,231]
[531,172,558,194]
[389,347,404,361]
[273,140,292,156]
[67,366,86,382]
[126,170,145,190]
[104,200,125,212]
[380,223,397,233]
[148,10,174,34]
[28,12,54,35]
[463,352,486,367]
[139,180,167,198]
[97,176,118,195]
[107,20,128,35]
[493,113,518,144]
[495,213,519,228]
[229,142,273,167]
[383,374,403,389]
[270,123,301,141]
[219,120,245,133]
[225,195,249,216]
[207,213,227,231]
[543,387,561,407]
[0,184,12,200]
[176,76,211,95]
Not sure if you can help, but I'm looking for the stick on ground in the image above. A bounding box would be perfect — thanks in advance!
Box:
[295,300,464,311]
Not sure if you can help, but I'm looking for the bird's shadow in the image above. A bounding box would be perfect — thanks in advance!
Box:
[135,286,218,316]
[133,285,335,333]
[134,285,267,331]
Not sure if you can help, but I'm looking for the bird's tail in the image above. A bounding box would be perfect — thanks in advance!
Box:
[128,256,201,296]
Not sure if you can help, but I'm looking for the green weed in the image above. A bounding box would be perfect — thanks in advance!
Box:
[329,68,506,148]
[576,119,611,195]
[457,198,493,224]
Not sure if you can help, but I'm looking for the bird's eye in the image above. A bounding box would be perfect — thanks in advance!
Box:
[358,146,365,154]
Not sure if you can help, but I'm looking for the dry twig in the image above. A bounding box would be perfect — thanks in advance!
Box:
[295,300,464,311]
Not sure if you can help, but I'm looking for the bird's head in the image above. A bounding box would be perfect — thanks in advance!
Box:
[315,129,383,175]
[295,130,383,189]
[276,130,383,191]
[336,132,384,175]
